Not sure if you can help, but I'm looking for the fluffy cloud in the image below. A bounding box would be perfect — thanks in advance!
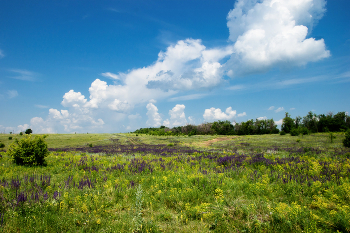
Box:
[27,107,105,134]
[275,119,283,125]
[163,104,187,127]
[225,0,330,77]
[237,112,247,117]
[61,90,87,108]
[144,39,228,91]
[203,107,245,122]
[108,99,131,112]
[275,107,285,113]
[268,106,275,110]
[17,124,29,132]
[146,103,162,127]
[257,116,267,120]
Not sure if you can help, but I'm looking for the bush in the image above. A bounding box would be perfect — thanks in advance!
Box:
[280,131,286,135]
[299,127,309,135]
[343,130,350,148]
[0,142,5,148]
[19,132,23,136]
[290,128,299,136]
[8,136,13,140]
[25,128,33,134]
[7,135,49,166]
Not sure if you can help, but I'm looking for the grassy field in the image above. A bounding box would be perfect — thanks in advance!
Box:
[0,132,350,232]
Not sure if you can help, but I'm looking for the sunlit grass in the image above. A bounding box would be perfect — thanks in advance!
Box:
[0,133,349,232]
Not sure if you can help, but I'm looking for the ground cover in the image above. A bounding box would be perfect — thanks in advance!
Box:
[0,133,350,232]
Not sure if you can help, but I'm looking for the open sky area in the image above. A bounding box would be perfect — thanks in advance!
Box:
[0,0,349,134]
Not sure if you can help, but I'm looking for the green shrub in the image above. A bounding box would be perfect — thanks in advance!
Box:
[19,132,23,136]
[343,130,350,148]
[290,128,299,136]
[25,128,32,134]
[299,127,309,135]
[280,131,286,135]
[8,136,12,140]
[0,142,5,148]
[7,135,49,166]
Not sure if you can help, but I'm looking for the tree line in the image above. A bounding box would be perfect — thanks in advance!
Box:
[281,111,350,136]
[133,118,279,136]
[133,111,350,136]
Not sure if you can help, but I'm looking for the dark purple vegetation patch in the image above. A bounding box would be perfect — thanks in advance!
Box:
[49,139,202,156]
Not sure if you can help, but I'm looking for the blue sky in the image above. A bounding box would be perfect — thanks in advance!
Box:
[0,0,349,133]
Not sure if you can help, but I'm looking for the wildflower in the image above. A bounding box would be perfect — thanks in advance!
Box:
[96,219,101,224]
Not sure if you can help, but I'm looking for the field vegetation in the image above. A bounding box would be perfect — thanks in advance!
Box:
[0,130,350,232]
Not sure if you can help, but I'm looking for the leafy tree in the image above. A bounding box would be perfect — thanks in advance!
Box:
[7,135,49,166]
[281,112,295,133]
[295,116,302,128]
[211,121,234,135]
[25,128,33,134]
[303,111,318,133]
[333,112,347,131]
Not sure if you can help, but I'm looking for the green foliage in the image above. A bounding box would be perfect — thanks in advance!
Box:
[343,129,350,148]
[299,127,309,135]
[88,143,93,147]
[7,135,49,166]
[0,142,5,148]
[211,120,234,135]
[281,112,295,133]
[280,131,286,135]
[25,128,33,134]
[290,128,299,136]
[8,136,13,140]
[19,132,23,136]
[303,111,318,133]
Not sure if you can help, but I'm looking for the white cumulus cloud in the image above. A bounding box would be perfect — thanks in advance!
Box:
[146,103,162,127]
[203,107,245,122]
[275,119,283,125]
[163,104,187,127]
[225,0,330,77]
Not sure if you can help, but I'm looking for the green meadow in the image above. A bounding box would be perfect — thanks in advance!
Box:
[0,132,350,232]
